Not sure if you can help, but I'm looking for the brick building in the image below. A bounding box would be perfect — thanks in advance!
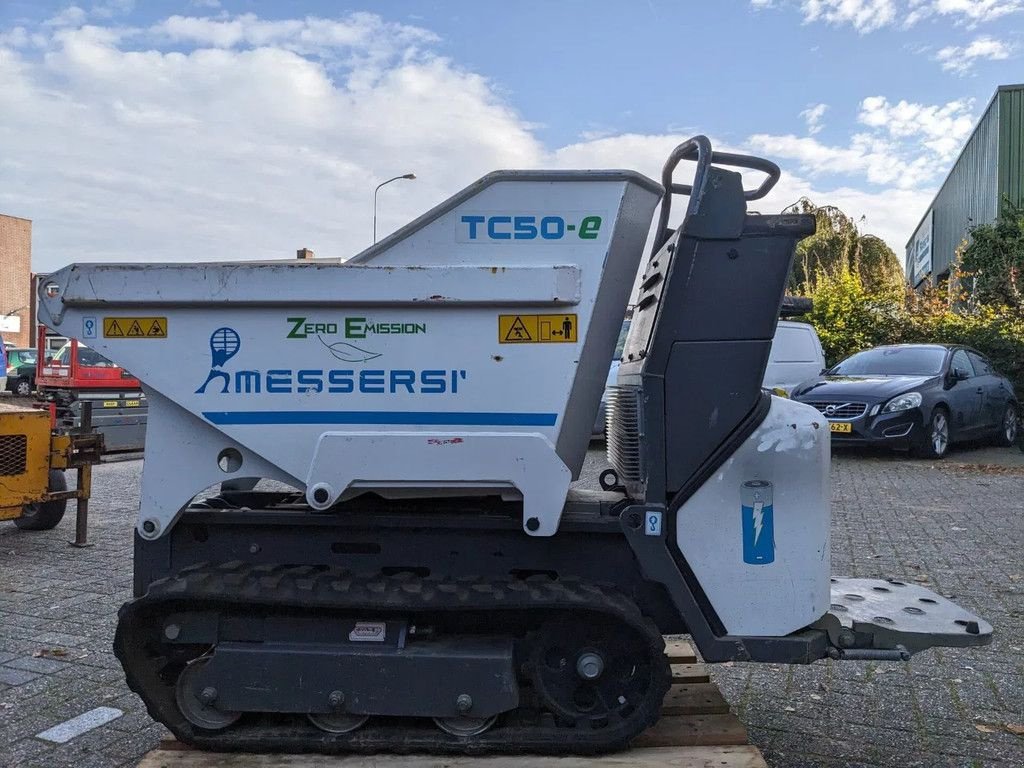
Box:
[0,214,32,348]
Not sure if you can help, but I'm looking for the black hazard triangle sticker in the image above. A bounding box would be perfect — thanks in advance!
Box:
[147,318,165,337]
[504,316,532,342]
[106,319,125,337]
[127,320,145,337]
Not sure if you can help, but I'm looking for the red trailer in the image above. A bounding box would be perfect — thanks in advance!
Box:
[35,325,147,452]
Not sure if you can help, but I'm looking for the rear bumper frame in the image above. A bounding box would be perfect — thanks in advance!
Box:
[620,504,992,664]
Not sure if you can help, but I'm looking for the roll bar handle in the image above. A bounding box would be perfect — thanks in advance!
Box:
[652,135,781,253]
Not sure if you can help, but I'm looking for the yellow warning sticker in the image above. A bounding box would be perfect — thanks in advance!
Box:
[102,400,118,408]
[103,317,167,338]
[498,314,578,344]
[125,399,141,408]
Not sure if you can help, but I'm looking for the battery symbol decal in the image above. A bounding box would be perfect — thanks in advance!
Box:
[741,480,774,565]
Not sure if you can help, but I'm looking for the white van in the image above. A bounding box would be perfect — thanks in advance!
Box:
[763,320,825,395]
[594,318,823,439]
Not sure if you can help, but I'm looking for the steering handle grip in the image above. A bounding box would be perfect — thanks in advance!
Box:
[652,135,780,253]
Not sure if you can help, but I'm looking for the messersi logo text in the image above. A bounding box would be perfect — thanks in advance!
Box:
[459,214,602,241]
[287,316,427,339]
[196,328,467,395]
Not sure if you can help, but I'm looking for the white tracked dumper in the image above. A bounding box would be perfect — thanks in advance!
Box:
[39,137,990,754]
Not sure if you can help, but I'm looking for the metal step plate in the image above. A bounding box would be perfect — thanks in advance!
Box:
[826,578,992,657]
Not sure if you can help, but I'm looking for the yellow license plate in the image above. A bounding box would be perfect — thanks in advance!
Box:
[125,399,141,408]
[829,422,852,433]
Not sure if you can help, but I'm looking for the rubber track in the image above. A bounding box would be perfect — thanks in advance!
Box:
[114,562,672,755]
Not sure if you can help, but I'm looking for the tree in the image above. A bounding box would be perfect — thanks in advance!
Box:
[857,234,905,298]
[784,198,904,299]
[787,199,1024,394]
[958,197,1024,309]
[805,265,905,365]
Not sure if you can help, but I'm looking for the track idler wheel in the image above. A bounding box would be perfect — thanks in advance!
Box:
[307,713,370,734]
[528,617,655,729]
[433,715,497,736]
[174,658,241,731]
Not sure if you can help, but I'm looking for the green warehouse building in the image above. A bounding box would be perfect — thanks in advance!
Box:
[907,83,1024,287]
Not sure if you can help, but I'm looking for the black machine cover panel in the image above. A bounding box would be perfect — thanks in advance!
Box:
[663,339,771,493]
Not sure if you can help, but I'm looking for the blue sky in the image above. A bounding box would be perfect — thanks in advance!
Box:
[0,1,1020,269]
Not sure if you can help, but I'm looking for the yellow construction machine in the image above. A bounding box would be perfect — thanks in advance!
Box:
[0,400,102,540]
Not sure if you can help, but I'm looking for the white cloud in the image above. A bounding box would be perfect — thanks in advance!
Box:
[932,0,1023,24]
[91,0,136,19]
[551,133,929,252]
[857,96,975,158]
[767,177,932,251]
[935,35,1014,72]
[801,0,898,32]
[746,133,940,188]
[800,103,829,134]
[149,12,439,58]
[0,14,539,270]
[757,0,1023,29]
[44,6,88,28]
[0,10,949,269]
[0,26,30,48]
[745,96,976,192]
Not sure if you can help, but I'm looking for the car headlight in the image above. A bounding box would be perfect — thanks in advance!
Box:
[882,392,922,413]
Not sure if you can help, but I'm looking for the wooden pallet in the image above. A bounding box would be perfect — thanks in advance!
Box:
[137,639,764,768]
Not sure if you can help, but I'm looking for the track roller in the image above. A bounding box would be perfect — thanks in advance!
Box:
[307,713,370,734]
[174,658,241,731]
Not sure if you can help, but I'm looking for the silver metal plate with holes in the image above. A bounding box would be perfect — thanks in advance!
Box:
[824,577,993,656]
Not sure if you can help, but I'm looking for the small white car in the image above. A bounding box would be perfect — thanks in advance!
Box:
[763,320,825,395]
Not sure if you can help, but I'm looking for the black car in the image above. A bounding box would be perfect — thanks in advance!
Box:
[791,344,1018,458]
[4,348,37,396]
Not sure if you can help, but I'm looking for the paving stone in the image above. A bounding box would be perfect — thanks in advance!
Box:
[98,722,171,761]
[0,666,39,686]
[2,450,1024,767]
[3,656,68,674]
[703,448,1024,768]
[0,737,55,768]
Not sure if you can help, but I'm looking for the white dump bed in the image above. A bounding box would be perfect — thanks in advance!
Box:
[38,171,662,538]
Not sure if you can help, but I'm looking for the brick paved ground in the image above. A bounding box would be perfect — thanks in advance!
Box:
[711,449,1024,768]
[0,447,1021,767]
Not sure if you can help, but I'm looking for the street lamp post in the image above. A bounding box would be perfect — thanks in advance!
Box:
[373,173,416,244]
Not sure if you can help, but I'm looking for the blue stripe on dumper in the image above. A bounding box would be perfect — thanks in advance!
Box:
[202,410,558,427]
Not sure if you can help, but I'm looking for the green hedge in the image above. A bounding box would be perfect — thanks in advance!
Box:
[900,305,1024,398]
[799,268,1024,397]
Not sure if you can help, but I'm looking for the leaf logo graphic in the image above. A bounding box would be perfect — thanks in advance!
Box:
[318,335,382,362]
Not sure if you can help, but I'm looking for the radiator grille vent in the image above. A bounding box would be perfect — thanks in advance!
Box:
[606,386,642,482]
[803,401,867,419]
[0,435,28,477]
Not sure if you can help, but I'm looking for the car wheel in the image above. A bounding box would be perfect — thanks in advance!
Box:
[13,471,68,531]
[994,403,1018,447]
[14,378,32,397]
[913,407,950,459]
